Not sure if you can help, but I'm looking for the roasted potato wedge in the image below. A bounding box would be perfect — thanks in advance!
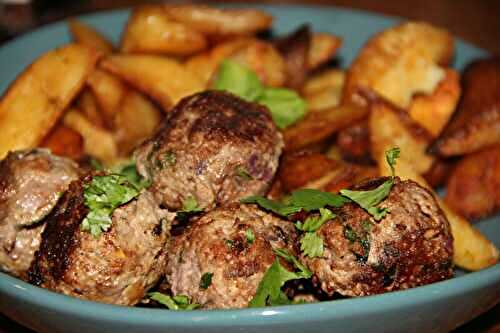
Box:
[63,108,118,165]
[76,88,105,129]
[343,21,453,108]
[68,19,113,54]
[373,124,499,271]
[114,90,163,155]
[422,158,455,188]
[0,44,98,158]
[41,124,84,160]
[101,54,204,111]
[303,69,345,111]
[163,4,273,36]
[409,69,461,137]
[121,5,207,56]
[369,100,435,174]
[283,103,367,152]
[431,57,500,156]
[337,120,373,165]
[87,68,127,127]
[308,33,342,70]
[445,145,500,220]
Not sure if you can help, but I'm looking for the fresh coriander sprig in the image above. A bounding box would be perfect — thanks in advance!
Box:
[297,208,335,258]
[149,292,200,311]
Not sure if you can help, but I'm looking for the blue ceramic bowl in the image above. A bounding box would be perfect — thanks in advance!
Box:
[0,5,499,333]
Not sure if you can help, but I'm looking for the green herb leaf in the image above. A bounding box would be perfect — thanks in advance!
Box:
[245,229,255,244]
[236,166,253,181]
[149,292,200,311]
[300,232,324,258]
[89,157,104,171]
[199,272,213,290]
[257,88,306,129]
[114,162,151,190]
[340,180,392,221]
[386,147,400,177]
[180,197,203,213]
[162,151,176,168]
[81,174,141,237]
[213,60,264,101]
[273,248,312,278]
[240,196,301,217]
[295,208,335,232]
[343,225,358,243]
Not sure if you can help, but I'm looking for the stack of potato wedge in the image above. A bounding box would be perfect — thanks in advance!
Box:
[0,5,496,271]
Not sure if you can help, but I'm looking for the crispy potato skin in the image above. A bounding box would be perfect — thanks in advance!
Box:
[432,57,500,156]
[41,125,84,160]
[445,145,500,220]
[307,33,342,70]
[337,120,373,165]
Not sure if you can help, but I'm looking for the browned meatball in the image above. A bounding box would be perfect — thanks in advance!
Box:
[0,149,80,278]
[301,178,453,297]
[166,204,297,309]
[134,91,283,210]
[29,175,174,306]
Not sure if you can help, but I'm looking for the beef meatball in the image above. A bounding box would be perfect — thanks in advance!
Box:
[301,178,453,297]
[134,91,283,210]
[0,149,80,278]
[166,204,297,309]
[29,175,174,306]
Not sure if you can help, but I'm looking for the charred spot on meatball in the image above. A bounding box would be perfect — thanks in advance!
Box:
[134,91,284,211]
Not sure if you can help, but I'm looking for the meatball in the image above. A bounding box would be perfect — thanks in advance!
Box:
[134,91,283,210]
[302,178,453,297]
[166,204,297,309]
[28,175,174,306]
[0,149,80,278]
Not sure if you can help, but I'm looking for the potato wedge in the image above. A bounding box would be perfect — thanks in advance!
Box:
[76,88,105,129]
[114,90,163,155]
[121,5,207,56]
[308,33,342,70]
[303,69,345,111]
[0,44,98,158]
[68,19,113,54]
[63,108,118,165]
[369,100,435,174]
[283,103,367,152]
[101,55,204,111]
[41,124,84,160]
[343,21,453,108]
[163,4,273,36]
[87,68,127,127]
[337,120,373,165]
[409,69,461,137]
[373,124,499,271]
[445,145,500,220]
[431,58,500,156]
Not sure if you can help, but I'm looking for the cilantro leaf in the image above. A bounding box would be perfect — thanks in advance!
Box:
[180,197,203,213]
[149,292,200,311]
[213,60,264,101]
[257,88,306,129]
[300,232,324,258]
[245,229,255,244]
[236,166,253,181]
[340,180,392,221]
[273,248,311,278]
[295,208,335,232]
[81,174,140,237]
[199,272,213,290]
[386,147,400,177]
[240,196,301,217]
[114,162,151,190]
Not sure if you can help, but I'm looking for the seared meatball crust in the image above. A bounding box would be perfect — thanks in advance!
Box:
[302,178,453,297]
[29,175,173,306]
[135,91,284,210]
[166,204,297,309]
[0,149,80,278]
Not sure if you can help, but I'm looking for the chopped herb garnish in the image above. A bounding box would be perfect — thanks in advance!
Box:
[300,232,324,258]
[245,229,255,244]
[295,208,335,232]
[114,162,151,190]
[81,174,141,237]
[236,166,253,181]
[361,220,373,232]
[179,197,203,213]
[149,292,200,311]
[89,157,104,171]
[386,147,400,177]
[249,249,311,308]
[213,60,264,101]
[225,239,234,248]
[162,151,176,167]
[343,225,358,243]
[257,88,307,129]
[199,272,213,290]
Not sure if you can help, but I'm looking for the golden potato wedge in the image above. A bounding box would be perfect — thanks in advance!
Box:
[374,126,499,271]
[337,120,373,165]
[76,88,105,129]
[303,69,345,111]
[422,158,455,188]
[121,5,207,56]
[369,100,435,174]
[41,124,84,160]
[0,44,98,158]
[308,33,342,70]
[163,4,273,36]
[114,90,163,155]
[68,19,113,54]
[63,108,118,165]
[101,54,204,111]
[431,58,500,156]
[283,103,367,152]
[343,21,453,108]
[445,145,500,220]
[87,68,127,127]
[409,69,461,137]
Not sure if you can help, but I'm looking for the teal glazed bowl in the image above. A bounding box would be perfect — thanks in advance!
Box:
[0,5,499,333]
